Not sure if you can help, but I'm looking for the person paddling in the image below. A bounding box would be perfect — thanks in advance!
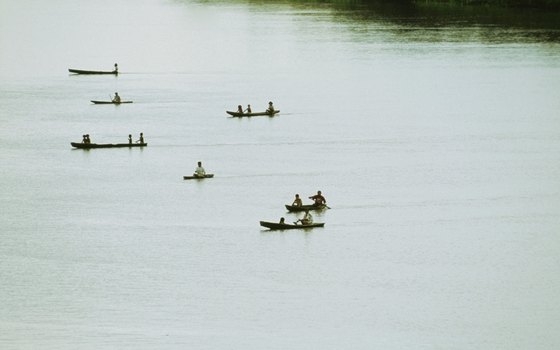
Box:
[309,190,326,207]
[295,210,313,225]
[112,92,121,103]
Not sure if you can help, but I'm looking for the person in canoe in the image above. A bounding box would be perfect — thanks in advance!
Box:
[267,101,275,113]
[292,194,303,207]
[113,63,118,73]
[194,161,206,177]
[245,104,252,113]
[112,92,121,103]
[295,210,313,225]
[279,217,285,224]
[128,134,132,144]
[309,190,326,207]
[237,105,244,114]
[85,134,91,144]
[136,132,144,144]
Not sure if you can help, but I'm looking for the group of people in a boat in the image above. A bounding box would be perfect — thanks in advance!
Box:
[80,132,144,144]
[292,190,326,207]
[279,209,314,226]
[280,190,327,225]
[236,101,275,114]
[237,104,251,114]
[128,132,144,144]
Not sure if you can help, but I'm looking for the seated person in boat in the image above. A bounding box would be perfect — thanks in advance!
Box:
[128,134,132,144]
[194,161,206,177]
[267,101,275,113]
[279,217,285,224]
[84,134,91,144]
[237,105,244,114]
[112,92,121,103]
[245,104,252,113]
[113,63,118,73]
[309,190,326,207]
[292,194,302,207]
[295,210,313,225]
[136,132,144,144]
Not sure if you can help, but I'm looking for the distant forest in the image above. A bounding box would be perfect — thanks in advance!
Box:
[316,0,560,10]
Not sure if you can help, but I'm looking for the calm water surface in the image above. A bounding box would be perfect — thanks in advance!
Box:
[1,0,560,349]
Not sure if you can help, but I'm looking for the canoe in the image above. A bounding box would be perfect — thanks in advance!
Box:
[71,142,147,149]
[69,69,118,75]
[226,110,280,117]
[91,100,133,104]
[183,174,214,180]
[260,221,325,230]
[285,204,328,212]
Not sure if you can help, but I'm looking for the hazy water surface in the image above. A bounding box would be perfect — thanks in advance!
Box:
[1,1,560,349]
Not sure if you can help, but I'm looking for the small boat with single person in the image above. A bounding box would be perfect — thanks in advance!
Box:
[183,174,214,180]
[285,204,328,212]
[71,142,147,149]
[260,221,325,230]
[226,110,280,117]
[69,69,118,75]
[69,63,118,75]
[90,100,133,104]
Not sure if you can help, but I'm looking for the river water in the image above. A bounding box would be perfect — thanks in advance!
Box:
[1,0,560,349]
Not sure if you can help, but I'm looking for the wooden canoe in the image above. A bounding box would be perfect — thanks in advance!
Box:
[69,69,118,75]
[71,142,147,149]
[91,100,133,104]
[226,110,280,117]
[260,221,325,230]
[183,174,214,180]
[285,204,328,212]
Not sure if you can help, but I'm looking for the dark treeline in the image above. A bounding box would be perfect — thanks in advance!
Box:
[303,0,560,10]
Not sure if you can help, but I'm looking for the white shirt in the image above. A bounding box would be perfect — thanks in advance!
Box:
[194,166,206,176]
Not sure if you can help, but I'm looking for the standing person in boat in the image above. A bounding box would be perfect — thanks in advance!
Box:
[292,194,303,207]
[112,92,121,103]
[136,132,144,144]
[128,134,132,144]
[295,210,313,225]
[266,101,275,113]
[113,63,118,73]
[237,105,244,114]
[309,190,326,207]
[245,104,252,113]
[194,161,206,177]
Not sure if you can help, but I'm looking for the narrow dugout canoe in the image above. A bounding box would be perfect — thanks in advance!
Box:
[285,204,328,212]
[90,100,133,104]
[71,142,147,149]
[260,221,325,230]
[183,174,215,180]
[226,110,280,117]
[69,69,118,75]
